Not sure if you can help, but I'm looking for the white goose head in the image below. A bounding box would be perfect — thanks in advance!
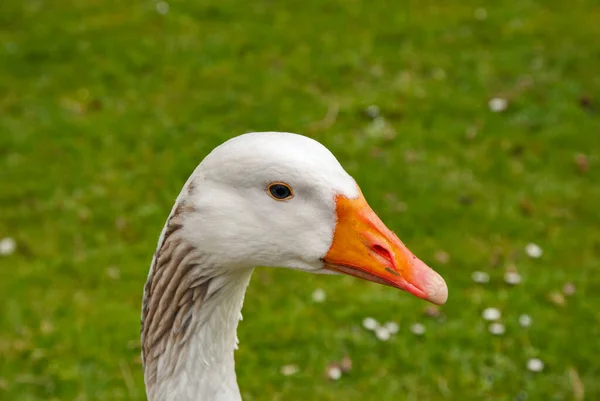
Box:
[142,132,448,401]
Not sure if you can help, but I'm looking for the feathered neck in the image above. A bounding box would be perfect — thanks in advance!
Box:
[141,202,253,401]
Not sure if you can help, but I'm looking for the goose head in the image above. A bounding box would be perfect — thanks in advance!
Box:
[173,131,447,304]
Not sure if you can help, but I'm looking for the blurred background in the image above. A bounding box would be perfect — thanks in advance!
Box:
[1,0,599,400]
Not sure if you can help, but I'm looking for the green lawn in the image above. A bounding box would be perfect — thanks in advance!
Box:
[1,0,599,400]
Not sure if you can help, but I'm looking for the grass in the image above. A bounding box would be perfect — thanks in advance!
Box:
[1,0,599,400]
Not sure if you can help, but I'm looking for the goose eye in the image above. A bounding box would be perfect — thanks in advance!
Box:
[267,182,293,201]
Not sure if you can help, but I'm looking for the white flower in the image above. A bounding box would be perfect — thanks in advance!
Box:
[384,321,399,334]
[519,314,532,328]
[527,358,544,372]
[472,271,490,284]
[504,271,522,285]
[0,237,16,256]
[362,317,378,331]
[156,1,169,14]
[375,326,391,341]
[365,105,380,119]
[311,288,326,303]
[482,307,501,321]
[326,365,342,380]
[488,322,506,335]
[280,364,299,376]
[410,323,426,336]
[525,243,543,258]
[488,97,508,112]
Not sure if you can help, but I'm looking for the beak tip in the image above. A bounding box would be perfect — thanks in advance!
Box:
[424,273,448,305]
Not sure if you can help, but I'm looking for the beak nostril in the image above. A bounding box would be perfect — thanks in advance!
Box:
[372,244,394,267]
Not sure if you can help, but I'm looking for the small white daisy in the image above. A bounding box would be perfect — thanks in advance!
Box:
[526,358,544,372]
[504,271,522,285]
[362,317,378,331]
[525,243,543,258]
[280,364,299,376]
[311,288,326,303]
[410,323,426,336]
[482,307,501,321]
[0,237,16,256]
[519,314,532,328]
[472,271,490,284]
[156,1,169,14]
[384,321,399,334]
[488,322,506,335]
[375,326,391,341]
[365,105,381,119]
[326,365,342,380]
[488,97,508,112]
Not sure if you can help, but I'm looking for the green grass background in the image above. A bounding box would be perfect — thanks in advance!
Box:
[1,0,599,400]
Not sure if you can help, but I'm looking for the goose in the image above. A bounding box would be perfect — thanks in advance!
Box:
[141,131,448,401]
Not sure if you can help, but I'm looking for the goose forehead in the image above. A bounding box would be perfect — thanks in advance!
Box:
[199,132,359,197]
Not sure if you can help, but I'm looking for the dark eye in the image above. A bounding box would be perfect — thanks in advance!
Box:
[267,182,293,201]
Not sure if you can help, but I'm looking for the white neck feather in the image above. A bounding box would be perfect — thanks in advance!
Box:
[150,268,253,401]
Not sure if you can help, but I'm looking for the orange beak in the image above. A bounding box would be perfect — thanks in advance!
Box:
[323,190,448,305]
